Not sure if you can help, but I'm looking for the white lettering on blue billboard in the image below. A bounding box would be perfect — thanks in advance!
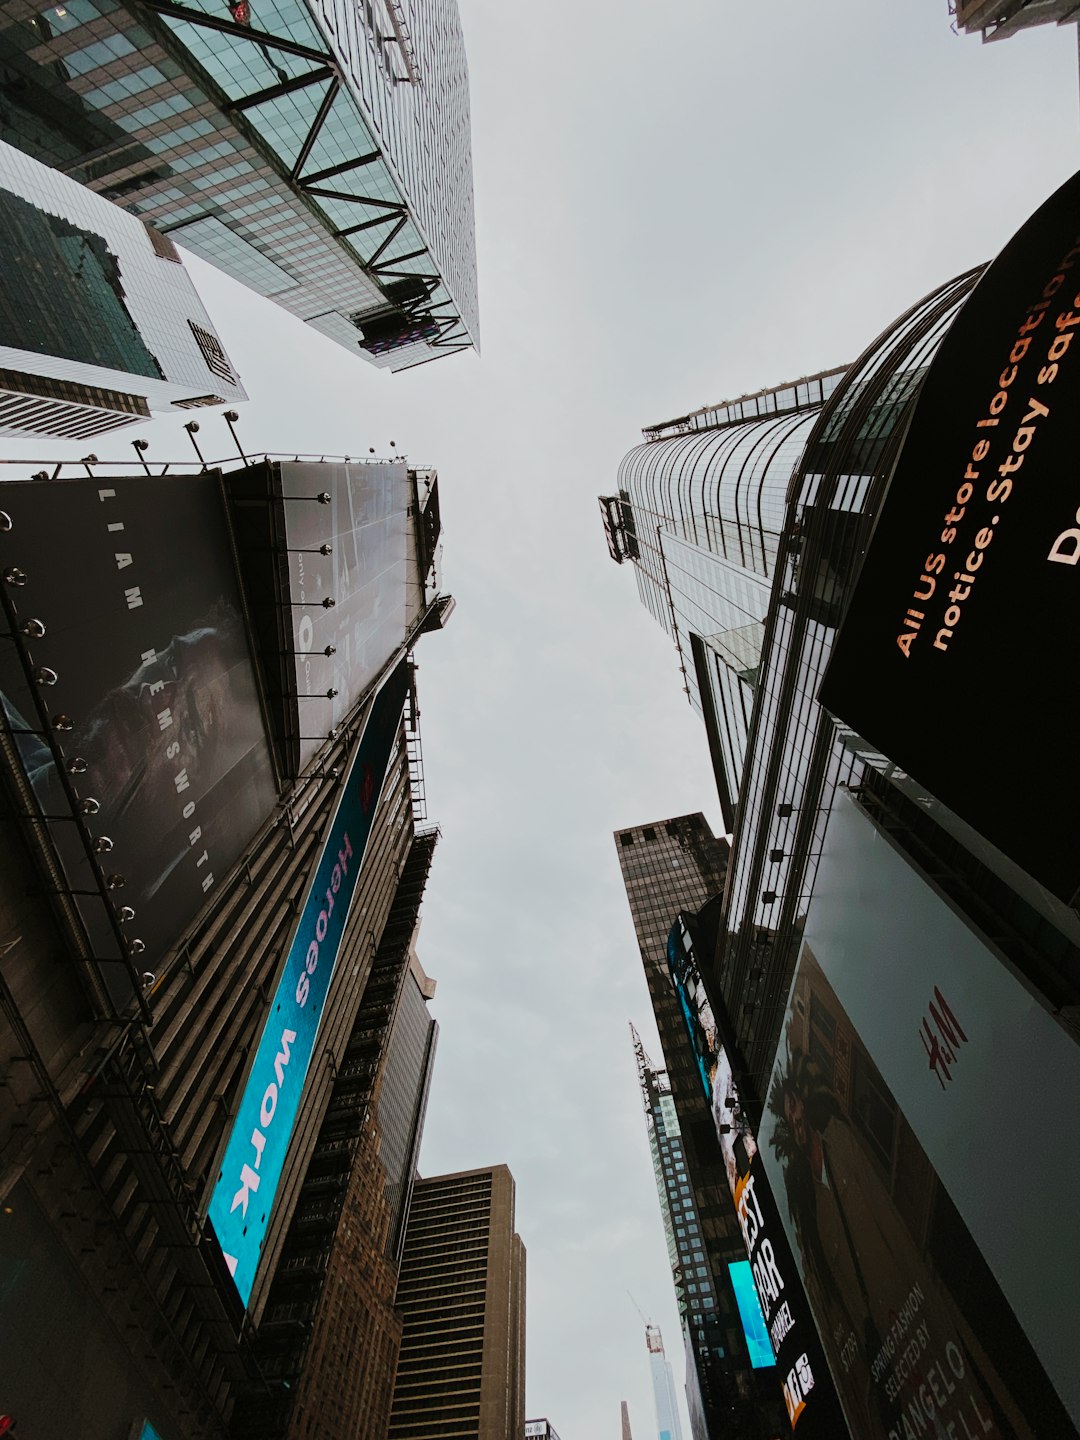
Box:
[208,663,408,1304]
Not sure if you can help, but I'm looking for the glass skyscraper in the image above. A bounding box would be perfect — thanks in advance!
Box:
[603,271,997,1102]
[0,0,477,371]
[645,1326,683,1440]
[0,137,245,435]
[605,176,1080,1440]
[601,370,843,831]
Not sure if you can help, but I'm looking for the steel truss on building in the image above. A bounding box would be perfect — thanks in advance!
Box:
[134,0,471,363]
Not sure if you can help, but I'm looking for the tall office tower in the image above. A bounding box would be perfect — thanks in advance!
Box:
[621,1401,634,1440]
[389,1166,527,1440]
[0,0,478,370]
[953,0,1080,42]
[0,453,452,1440]
[617,819,784,1440]
[0,138,244,437]
[605,175,1080,1437]
[645,1326,683,1440]
[599,371,844,831]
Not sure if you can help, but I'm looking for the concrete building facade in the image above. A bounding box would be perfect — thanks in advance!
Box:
[389,1166,526,1440]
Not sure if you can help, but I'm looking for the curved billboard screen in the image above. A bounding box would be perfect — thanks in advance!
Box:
[819,169,1080,903]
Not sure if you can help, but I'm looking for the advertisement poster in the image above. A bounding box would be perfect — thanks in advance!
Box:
[819,169,1080,902]
[0,474,277,1005]
[208,661,408,1306]
[667,920,849,1436]
[278,461,413,772]
[759,792,1080,1438]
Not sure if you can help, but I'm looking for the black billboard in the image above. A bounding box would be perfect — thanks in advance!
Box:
[0,474,277,1005]
[759,792,1080,1437]
[819,169,1080,903]
[224,460,414,777]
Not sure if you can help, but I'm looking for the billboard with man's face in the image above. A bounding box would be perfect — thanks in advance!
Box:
[760,791,1080,1438]
[0,473,277,1005]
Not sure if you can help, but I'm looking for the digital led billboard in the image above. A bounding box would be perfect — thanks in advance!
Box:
[0,474,277,1005]
[760,791,1080,1437]
[728,1260,775,1370]
[207,661,408,1304]
[667,920,847,1436]
[819,169,1080,903]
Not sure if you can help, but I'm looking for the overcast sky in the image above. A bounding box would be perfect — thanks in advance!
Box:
[4,5,1080,1437]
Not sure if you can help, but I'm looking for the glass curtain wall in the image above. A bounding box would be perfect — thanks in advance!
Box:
[618,408,821,823]
[716,267,984,1104]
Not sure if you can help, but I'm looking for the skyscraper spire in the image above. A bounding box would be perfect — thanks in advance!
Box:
[621,1399,634,1440]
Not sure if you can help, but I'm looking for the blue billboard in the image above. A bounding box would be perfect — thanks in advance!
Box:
[728,1260,776,1370]
[207,662,408,1304]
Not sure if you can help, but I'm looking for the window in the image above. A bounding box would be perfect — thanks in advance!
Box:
[851,1048,896,1171]
[619,832,634,847]
[188,319,235,381]
[642,826,657,841]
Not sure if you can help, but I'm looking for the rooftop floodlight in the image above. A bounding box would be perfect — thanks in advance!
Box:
[31,472,49,482]
[19,618,46,638]
[133,438,149,451]
[81,454,98,465]
[34,667,58,686]
[0,511,11,530]
[223,408,248,463]
[105,874,125,889]
[4,567,27,586]
[130,939,146,955]
[93,836,114,853]
[185,421,200,434]
[67,757,88,774]
[52,714,74,732]
[79,798,100,815]
[118,906,136,922]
